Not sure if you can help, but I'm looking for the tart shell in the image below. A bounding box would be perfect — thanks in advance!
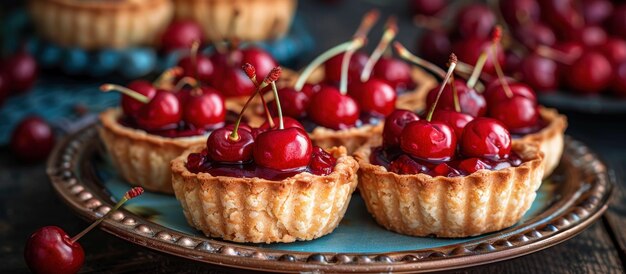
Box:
[354,138,545,238]
[29,0,173,49]
[170,146,359,243]
[310,123,383,155]
[98,108,206,194]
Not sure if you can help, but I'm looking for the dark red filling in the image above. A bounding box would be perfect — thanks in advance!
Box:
[370,146,523,177]
[118,110,239,138]
[186,146,337,180]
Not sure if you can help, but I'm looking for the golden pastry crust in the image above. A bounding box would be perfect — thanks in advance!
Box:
[395,66,438,111]
[310,123,383,155]
[170,146,359,243]
[171,0,296,42]
[513,107,567,179]
[29,0,173,49]
[98,108,206,194]
[354,137,545,238]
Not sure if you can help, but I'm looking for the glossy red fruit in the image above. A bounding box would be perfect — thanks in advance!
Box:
[564,25,608,47]
[210,51,240,68]
[382,109,420,148]
[499,0,540,26]
[349,79,397,116]
[432,162,461,177]
[160,20,205,52]
[410,0,448,16]
[253,127,312,170]
[453,37,505,76]
[4,52,38,93]
[582,0,613,25]
[308,86,360,130]
[372,57,413,91]
[136,90,182,130]
[300,83,322,98]
[567,51,612,95]
[206,127,255,162]
[431,110,474,140]
[10,117,55,162]
[269,87,310,118]
[460,117,511,160]
[259,116,305,131]
[122,80,157,117]
[426,79,487,117]
[485,80,538,105]
[418,30,452,67]
[608,5,626,39]
[459,157,490,174]
[24,226,84,274]
[610,62,626,97]
[389,155,427,174]
[598,38,626,65]
[241,47,277,81]
[183,87,225,129]
[177,54,214,84]
[519,53,560,92]
[454,4,496,40]
[513,22,556,49]
[489,96,539,131]
[212,68,255,97]
[308,146,337,175]
[324,51,369,84]
[540,0,584,33]
[400,120,457,162]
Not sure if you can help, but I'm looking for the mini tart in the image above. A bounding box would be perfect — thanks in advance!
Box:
[354,138,545,238]
[29,0,173,50]
[98,108,206,194]
[171,0,296,42]
[513,107,567,179]
[394,66,438,111]
[170,146,359,243]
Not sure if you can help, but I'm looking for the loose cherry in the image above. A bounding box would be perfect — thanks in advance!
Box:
[349,79,397,117]
[382,109,420,148]
[519,53,560,92]
[598,38,626,65]
[410,0,448,16]
[425,79,487,117]
[183,87,226,129]
[308,86,360,130]
[206,127,255,162]
[160,20,205,52]
[460,118,511,160]
[454,4,496,40]
[431,109,474,140]
[10,116,55,162]
[582,0,613,25]
[567,51,612,95]
[121,81,157,117]
[4,51,38,93]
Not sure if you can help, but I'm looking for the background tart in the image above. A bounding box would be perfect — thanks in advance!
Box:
[170,146,358,243]
[99,108,206,194]
[354,138,545,238]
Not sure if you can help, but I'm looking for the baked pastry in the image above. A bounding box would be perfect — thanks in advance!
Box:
[98,80,226,194]
[171,0,297,42]
[29,0,173,49]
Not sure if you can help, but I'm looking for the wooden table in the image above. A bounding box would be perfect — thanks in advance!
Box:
[1,1,626,273]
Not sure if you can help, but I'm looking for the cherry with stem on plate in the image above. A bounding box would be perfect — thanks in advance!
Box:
[10,116,56,162]
[4,50,38,93]
[24,187,144,274]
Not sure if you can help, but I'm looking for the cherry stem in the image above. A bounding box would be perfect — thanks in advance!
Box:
[100,84,150,104]
[153,67,183,89]
[339,38,366,94]
[229,82,270,141]
[393,42,446,79]
[490,33,513,98]
[361,17,398,82]
[294,39,362,91]
[173,77,199,92]
[427,53,457,121]
[242,63,274,128]
[271,82,284,129]
[450,74,461,112]
[71,187,143,243]
[190,41,201,85]
[466,52,487,89]
[536,45,582,65]
[354,9,380,38]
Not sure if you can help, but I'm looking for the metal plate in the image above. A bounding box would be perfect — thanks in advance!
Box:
[47,125,613,273]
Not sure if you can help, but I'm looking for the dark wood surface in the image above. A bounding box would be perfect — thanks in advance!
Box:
[2,0,626,273]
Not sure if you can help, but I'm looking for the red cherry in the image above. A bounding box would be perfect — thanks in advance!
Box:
[259,116,305,131]
[598,38,626,65]
[426,79,487,117]
[348,79,397,116]
[461,117,511,160]
[253,127,312,170]
[224,123,253,133]
[136,90,182,130]
[24,226,84,274]
[608,5,626,40]
[240,47,277,81]
[431,110,474,140]
[183,87,226,129]
[382,109,420,148]
[324,51,368,84]
[210,51,240,68]
[567,51,612,95]
[499,0,540,26]
[10,116,55,162]
[4,51,38,93]
[308,146,337,175]
[389,155,428,174]
[160,20,205,52]
[410,0,448,16]
[308,86,360,130]
[400,120,456,162]
[564,25,608,47]
[122,80,157,117]
[454,4,496,40]
[0,70,9,104]
[372,57,413,91]
[453,37,504,75]
[610,62,626,97]
[418,30,452,67]
[177,54,214,84]
[269,87,310,118]
[212,67,255,97]
[540,0,584,33]
[485,80,537,105]
[206,127,255,163]
[489,96,539,132]
[458,157,490,174]
[300,83,322,98]
[519,53,560,92]
[512,22,556,49]
[432,162,461,177]
[582,0,613,25]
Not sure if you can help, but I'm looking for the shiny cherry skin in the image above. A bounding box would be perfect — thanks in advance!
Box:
[610,62,626,97]
[418,30,452,67]
[160,20,205,52]
[300,83,322,98]
[426,79,487,117]
[400,120,457,162]
[24,226,84,274]
[598,38,626,65]
[485,80,538,105]
[269,87,310,118]
[431,110,474,140]
[349,79,397,116]
[136,90,182,130]
[519,53,560,92]
[567,51,612,95]
[324,51,369,84]
[308,146,337,175]
[372,57,413,91]
[513,22,556,49]
[564,25,608,47]
[177,54,214,84]
[382,109,420,148]
[410,0,448,16]
[454,4,496,40]
[608,4,626,40]
[582,0,613,25]
[499,0,540,26]
[458,157,490,174]
[253,127,312,170]
[259,116,305,132]
[540,0,584,33]
[122,80,157,117]
[240,47,277,81]
[461,117,511,160]
[4,51,38,93]
[453,37,505,76]
[489,96,539,132]
[308,86,360,130]
[10,116,55,162]
[183,87,226,129]
[206,127,255,162]
[212,67,255,97]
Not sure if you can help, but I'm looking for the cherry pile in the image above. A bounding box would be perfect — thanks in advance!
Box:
[186,65,337,180]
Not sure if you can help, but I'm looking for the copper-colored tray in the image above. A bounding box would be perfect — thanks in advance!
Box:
[47,125,613,273]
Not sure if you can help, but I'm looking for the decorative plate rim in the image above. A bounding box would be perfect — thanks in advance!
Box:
[46,125,613,273]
